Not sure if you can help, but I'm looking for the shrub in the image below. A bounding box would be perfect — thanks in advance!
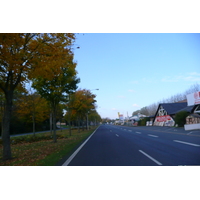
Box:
[138,117,150,126]
[174,111,189,127]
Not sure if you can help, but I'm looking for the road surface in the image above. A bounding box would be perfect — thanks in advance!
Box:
[62,124,200,166]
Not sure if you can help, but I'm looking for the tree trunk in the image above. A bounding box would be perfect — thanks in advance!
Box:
[82,119,84,131]
[50,112,53,135]
[2,91,13,160]
[60,120,62,132]
[52,106,57,143]
[32,115,36,137]
[77,116,80,133]
[68,110,71,136]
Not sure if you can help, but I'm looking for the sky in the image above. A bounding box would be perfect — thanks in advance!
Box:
[2,0,200,194]
[73,33,200,119]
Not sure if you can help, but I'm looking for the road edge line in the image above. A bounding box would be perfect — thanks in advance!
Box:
[173,140,200,147]
[62,126,100,166]
[139,150,162,166]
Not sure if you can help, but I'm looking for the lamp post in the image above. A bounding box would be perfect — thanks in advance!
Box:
[86,89,99,130]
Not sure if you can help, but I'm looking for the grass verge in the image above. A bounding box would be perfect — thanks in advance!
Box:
[0,127,97,166]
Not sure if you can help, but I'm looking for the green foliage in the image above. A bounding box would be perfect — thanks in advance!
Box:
[138,117,150,126]
[88,110,101,122]
[174,111,189,127]
[32,59,80,106]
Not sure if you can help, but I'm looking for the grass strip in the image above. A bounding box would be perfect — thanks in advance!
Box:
[0,127,97,166]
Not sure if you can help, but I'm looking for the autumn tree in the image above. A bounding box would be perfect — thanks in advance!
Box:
[88,110,101,126]
[0,33,75,160]
[66,89,97,132]
[32,57,80,143]
[15,92,49,136]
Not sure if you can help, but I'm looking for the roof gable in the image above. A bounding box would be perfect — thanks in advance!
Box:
[156,102,188,116]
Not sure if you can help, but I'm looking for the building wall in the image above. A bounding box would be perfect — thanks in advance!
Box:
[154,115,175,126]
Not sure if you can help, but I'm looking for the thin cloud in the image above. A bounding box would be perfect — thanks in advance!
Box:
[161,72,200,82]
[128,89,135,93]
[132,103,140,107]
[130,80,139,84]
[142,78,153,83]
[117,95,125,98]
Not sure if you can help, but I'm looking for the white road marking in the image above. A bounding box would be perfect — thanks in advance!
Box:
[173,140,200,147]
[110,130,112,132]
[128,130,132,132]
[116,134,119,137]
[136,132,141,134]
[139,150,162,166]
[62,126,100,166]
[124,129,126,131]
[148,134,158,138]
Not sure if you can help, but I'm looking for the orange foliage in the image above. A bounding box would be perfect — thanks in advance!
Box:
[15,93,49,123]
[66,89,96,120]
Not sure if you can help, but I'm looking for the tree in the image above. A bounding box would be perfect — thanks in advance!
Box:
[174,111,189,127]
[66,89,97,132]
[15,92,49,136]
[140,107,149,116]
[0,33,75,160]
[32,58,80,143]
[88,110,101,126]
[101,117,111,124]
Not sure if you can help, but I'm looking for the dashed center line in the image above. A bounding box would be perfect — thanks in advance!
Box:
[173,140,200,147]
[139,150,162,166]
[116,134,119,137]
[148,134,158,138]
[128,130,132,132]
[136,132,141,134]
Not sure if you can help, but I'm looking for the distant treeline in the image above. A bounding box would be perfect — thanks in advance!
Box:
[132,83,200,116]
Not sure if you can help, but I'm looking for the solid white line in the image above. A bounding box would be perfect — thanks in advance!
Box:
[173,140,200,147]
[139,150,162,165]
[148,134,158,138]
[62,126,100,166]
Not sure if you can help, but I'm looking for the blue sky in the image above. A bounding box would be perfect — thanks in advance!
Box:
[73,33,200,119]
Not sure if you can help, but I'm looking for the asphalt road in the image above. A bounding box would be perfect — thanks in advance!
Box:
[62,124,200,166]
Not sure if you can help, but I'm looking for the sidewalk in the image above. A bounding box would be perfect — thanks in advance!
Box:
[0,127,68,139]
[0,125,94,139]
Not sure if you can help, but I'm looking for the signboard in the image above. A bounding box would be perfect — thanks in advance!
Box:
[155,115,172,122]
[119,114,124,120]
[154,115,175,126]
[118,112,124,120]
[187,91,200,106]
